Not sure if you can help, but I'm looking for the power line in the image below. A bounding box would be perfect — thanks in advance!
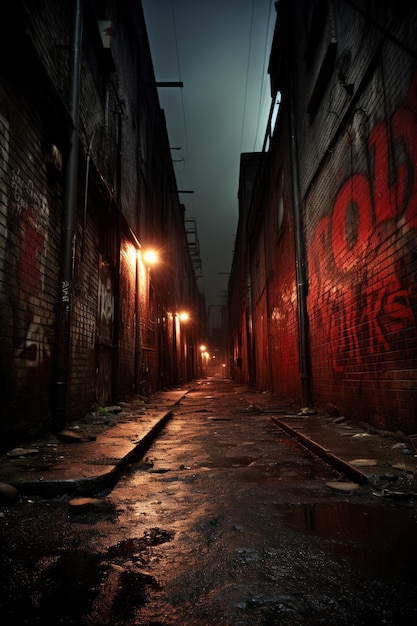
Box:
[239,0,255,155]
[253,0,275,151]
[170,0,194,207]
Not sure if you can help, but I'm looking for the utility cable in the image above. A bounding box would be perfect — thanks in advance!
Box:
[253,0,275,151]
[171,0,194,213]
[240,0,255,155]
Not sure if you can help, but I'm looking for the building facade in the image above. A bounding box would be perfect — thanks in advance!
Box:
[0,0,205,447]
[229,0,417,435]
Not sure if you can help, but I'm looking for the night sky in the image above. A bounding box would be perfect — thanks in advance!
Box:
[142,0,276,327]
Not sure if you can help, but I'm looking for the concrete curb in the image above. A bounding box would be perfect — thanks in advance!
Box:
[8,411,175,497]
[4,389,191,497]
[271,417,368,485]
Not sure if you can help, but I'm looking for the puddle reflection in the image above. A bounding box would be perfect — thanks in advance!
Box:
[282,501,417,580]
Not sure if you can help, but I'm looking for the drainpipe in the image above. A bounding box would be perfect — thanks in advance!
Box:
[54,0,83,428]
[111,83,124,401]
[287,15,311,407]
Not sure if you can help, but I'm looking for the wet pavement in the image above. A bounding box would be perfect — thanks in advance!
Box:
[1,380,417,500]
[1,378,417,625]
[0,388,188,497]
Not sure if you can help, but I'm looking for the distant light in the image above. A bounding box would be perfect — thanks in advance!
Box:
[143,250,157,265]
[179,312,189,322]
[200,345,207,352]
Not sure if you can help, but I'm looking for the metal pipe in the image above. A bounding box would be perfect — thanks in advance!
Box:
[289,92,311,406]
[54,0,83,427]
[287,6,311,407]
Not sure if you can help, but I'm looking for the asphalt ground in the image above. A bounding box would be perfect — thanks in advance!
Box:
[1,379,416,499]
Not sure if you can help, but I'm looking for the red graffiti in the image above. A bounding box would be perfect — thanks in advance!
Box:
[329,287,361,374]
[19,206,44,296]
[309,67,417,374]
[331,173,373,272]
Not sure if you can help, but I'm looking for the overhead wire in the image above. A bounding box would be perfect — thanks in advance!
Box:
[170,0,194,213]
[253,0,275,151]
[239,0,255,155]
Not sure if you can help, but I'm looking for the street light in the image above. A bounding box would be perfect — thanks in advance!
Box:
[143,249,158,266]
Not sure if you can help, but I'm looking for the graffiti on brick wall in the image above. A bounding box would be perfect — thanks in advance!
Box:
[97,257,114,344]
[8,167,52,368]
[309,68,417,374]
[15,314,52,367]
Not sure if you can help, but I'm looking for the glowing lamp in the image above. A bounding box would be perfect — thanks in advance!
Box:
[143,250,157,265]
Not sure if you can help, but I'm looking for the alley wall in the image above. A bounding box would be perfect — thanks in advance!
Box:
[229,0,417,434]
[0,1,204,447]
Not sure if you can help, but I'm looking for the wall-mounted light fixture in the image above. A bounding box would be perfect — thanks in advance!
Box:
[143,250,158,266]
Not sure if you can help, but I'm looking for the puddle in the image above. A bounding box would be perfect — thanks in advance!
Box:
[282,501,417,580]
[4,529,175,624]
[107,528,175,559]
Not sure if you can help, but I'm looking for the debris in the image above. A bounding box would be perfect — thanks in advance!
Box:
[392,463,416,473]
[326,481,360,492]
[373,489,414,501]
[299,407,317,416]
[102,405,122,414]
[109,563,126,573]
[57,429,84,443]
[0,482,20,503]
[68,496,108,511]
[408,434,417,453]
[349,458,378,467]
[6,447,39,457]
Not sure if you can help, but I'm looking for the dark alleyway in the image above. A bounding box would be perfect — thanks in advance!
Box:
[1,378,416,624]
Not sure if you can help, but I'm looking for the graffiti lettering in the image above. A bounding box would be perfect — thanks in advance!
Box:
[98,278,114,323]
[331,174,373,272]
[61,280,70,315]
[9,164,51,373]
[15,315,51,368]
[309,67,417,373]
[330,288,362,373]
[10,168,50,222]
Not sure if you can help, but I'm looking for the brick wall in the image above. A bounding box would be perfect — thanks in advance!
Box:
[300,1,417,432]
[306,56,417,432]
[0,80,61,441]
[230,0,417,435]
[0,1,205,447]
[66,187,101,418]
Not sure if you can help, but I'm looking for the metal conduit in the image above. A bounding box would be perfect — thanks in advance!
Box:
[54,0,83,427]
